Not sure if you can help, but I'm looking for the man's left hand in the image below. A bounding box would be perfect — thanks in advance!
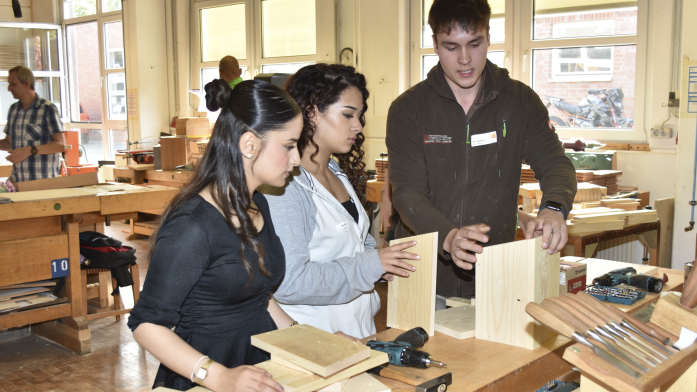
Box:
[7,146,31,164]
[520,209,568,254]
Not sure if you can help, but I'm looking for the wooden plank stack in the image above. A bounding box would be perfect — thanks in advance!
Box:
[589,170,622,195]
[0,281,59,313]
[600,198,640,211]
[520,164,537,184]
[565,207,658,234]
[250,324,389,392]
[375,158,388,182]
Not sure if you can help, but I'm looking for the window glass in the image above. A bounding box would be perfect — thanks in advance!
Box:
[421,51,505,81]
[533,1,637,40]
[262,0,316,58]
[201,66,247,89]
[532,45,636,129]
[109,129,128,157]
[0,78,13,123]
[77,127,104,163]
[102,0,121,13]
[107,73,127,120]
[200,3,246,62]
[104,21,124,69]
[66,22,102,123]
[64,0,97,19]
[261,62,314,74]
[0,27,60,72]
[422,0,504,48]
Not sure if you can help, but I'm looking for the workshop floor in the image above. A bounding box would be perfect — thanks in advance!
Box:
[0,221,389,391]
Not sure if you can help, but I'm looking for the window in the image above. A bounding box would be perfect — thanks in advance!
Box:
[62,0,127,161]
[411,0,648,141]
[192,0,334,100]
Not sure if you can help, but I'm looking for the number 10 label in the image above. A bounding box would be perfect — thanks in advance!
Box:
[51,258,70,278]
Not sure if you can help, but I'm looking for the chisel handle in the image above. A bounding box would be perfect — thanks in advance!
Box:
[577,291,621,323]
[542,299,591,334]
[525,302,575,339]
[562,294,608,328]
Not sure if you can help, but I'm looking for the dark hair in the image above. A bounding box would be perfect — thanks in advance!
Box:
[428,0,491,39]
[284,63,370,206]
[150,79,301,285]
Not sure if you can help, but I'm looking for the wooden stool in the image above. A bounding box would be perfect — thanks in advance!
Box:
[80,264,140,321]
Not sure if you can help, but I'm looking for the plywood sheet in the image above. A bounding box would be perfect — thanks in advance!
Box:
[251,324,370,377]
[386,232,438,336]
[475,237,559,349]
[434,305,476,340]
[255,350,389,392]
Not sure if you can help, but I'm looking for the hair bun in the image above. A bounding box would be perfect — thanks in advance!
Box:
[204,79,232,112]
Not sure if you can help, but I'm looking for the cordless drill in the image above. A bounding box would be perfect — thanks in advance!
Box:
[592,267,665,293]
[367,327,447,368]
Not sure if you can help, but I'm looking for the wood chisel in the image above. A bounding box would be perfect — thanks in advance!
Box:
[526,302,642,379]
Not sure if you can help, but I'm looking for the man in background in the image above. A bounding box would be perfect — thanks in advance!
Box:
[219,55,243,89]
[0,65,65,183]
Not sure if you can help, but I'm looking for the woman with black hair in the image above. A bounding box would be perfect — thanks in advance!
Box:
[262,64,419,339]
[128,79,301,392]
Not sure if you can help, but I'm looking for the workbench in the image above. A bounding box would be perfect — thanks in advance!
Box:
[366,258,684,391]
[0,184,180,354]
[563,221,660,266]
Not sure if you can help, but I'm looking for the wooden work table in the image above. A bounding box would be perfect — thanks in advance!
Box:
[0,184,180,354]
[366,259,685,391]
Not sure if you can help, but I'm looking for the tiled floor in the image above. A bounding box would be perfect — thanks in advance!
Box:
[0,221,388,391]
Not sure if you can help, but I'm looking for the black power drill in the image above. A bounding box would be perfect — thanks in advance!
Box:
[592,267,665,293]
[367,327,447,368]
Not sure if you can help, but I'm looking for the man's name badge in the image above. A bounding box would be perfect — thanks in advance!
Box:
[471,131,497,147]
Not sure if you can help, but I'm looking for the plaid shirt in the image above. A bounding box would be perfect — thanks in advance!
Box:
[7,94,63,182]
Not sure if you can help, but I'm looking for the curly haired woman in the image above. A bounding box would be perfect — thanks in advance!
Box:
[262,64,419,339]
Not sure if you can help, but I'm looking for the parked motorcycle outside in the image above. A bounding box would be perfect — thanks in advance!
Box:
[544,88,633,129]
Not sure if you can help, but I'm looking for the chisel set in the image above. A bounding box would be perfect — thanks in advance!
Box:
[526,291,697,391]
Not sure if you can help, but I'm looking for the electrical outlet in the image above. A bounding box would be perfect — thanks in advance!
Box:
[651,127,673,139]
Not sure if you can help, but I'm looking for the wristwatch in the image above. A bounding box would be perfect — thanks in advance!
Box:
[195,358,215,384]
[30,145,38,156]
[538,201,568,220]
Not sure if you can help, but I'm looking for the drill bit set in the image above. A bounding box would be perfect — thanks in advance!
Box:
[525,292,697,391]
[585,285,646,305]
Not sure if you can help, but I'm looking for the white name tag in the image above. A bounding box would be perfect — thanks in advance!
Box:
[471,131,498,147]
[336,221,348,233]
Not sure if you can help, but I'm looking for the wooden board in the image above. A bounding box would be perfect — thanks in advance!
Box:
[434,305,476,340]
[250,324,370,377]
[343,373,390,392]
[571,212,628,223]
[255,350,389,392]
[15,172,99,192]
[445,297,470,307]
[625,210,658,226]
[654,198,674,269]
[475,236,559,350]
[160,136,188,171]
[0,164,12,177]
[0,234,69,287]
[386,232,438,336]
[566,219,625,235]
[650,293,697,337]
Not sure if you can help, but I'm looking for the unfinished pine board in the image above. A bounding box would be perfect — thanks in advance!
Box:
[475,237,559,350]
[654,198,674,268]
[625,210,659,226]
[434,305,476,340]
[445,297,470,307]
[343,373,390,392]
[568,207,618,216]
[571,211,628,223]
[15,172,99,192]
[317,380,347,391]
[271,354,314,375]
[251,324,370,377]
[387,232,438,336]
[566,220,625,235]
[650,293,697,337]
[255,350,389,392]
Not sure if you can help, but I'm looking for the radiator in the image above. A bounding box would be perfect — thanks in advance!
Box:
[595,234,647,264]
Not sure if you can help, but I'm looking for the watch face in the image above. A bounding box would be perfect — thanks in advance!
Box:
[196,368,207,380]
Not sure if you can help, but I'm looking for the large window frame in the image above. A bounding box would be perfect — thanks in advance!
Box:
[0,22,67,126]
[191,0,335,94]
[410,0,649,142]
[61,0,127,160]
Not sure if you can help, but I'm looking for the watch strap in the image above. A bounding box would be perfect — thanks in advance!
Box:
[31,145,38,155]
[539,201,568,220]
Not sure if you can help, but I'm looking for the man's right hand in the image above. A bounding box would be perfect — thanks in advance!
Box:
[443,224,490,270]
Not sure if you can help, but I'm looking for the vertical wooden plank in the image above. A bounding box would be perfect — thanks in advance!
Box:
[654,198,674,268]
[475,237,559,349]
[386,232,438,336]
[66,220,83,318]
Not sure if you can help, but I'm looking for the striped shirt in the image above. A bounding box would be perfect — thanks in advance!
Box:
[7,94,63,182]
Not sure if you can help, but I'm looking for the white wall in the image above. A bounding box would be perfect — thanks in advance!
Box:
[672,0,697,270]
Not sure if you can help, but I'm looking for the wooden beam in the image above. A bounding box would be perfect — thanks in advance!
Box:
[654,198,674,268]
[386,232,438,336]
[475,237,559,350]
[15,172,99,192]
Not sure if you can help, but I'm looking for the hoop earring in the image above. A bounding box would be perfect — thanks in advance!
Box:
[242,151,252,159]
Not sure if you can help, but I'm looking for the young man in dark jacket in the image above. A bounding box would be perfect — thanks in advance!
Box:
[386,0,577,300]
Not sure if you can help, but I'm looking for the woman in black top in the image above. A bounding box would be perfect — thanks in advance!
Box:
[128,79,302,392]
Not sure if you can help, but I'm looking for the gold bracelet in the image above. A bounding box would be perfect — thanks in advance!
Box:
[289,321,299,327]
